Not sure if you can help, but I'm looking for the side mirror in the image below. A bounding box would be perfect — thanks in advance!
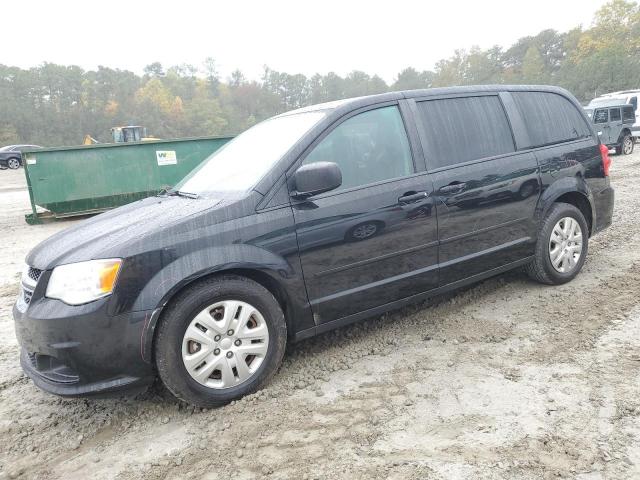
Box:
[292,162,342,199]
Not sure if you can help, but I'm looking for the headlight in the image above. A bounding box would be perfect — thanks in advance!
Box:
[46,259,122,305]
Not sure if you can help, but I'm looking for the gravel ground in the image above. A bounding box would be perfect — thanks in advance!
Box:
[1,152,639,480]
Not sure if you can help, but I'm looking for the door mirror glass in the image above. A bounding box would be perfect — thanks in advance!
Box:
[292,162,342,198]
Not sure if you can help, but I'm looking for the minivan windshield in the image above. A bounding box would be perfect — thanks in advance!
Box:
[177,111,326,195]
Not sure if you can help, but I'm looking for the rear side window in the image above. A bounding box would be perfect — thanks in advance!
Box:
[623,105,636,122]
[594,109,608,124]
[415,96,515,169]
[609,108,621,122]
[512,92,591,148]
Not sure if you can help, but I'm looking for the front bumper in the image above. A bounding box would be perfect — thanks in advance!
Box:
[13,294,155,397]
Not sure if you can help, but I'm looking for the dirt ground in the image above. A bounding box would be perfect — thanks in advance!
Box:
[1,150,639,480]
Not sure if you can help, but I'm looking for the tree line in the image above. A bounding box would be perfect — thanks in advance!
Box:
[0,0,638,147]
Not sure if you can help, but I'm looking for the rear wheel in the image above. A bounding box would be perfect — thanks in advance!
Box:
[155,275,287,407]
[525,203,588,285]
[621,134,634,155]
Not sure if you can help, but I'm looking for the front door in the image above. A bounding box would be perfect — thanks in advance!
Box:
[289,104,438,325]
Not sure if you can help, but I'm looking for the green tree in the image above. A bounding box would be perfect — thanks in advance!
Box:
[521,46,547,83]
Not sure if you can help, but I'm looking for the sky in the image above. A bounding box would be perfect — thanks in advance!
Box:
[2,0,611,83]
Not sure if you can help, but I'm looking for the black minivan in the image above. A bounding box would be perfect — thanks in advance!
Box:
[14,86,614,407]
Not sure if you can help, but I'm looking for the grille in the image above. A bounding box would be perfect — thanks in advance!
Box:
[23,288,33,305]
[27,267,42,283]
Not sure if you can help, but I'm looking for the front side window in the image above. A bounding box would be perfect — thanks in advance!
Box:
[512,92,591,148]
[416,95,515,169]
[609,108,621,122]
[302,105,414,192]
[594,109,609,124]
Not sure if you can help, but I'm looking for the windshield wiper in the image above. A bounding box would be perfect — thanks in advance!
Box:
[160,188,199,199]
[175,190,199,199]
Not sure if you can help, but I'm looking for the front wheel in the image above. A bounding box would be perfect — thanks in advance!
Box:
[155,275,287,407]
[525,203,588,285]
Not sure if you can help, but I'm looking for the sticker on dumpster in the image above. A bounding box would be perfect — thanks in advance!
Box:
[156,150,177,166]
[25,153,36,165]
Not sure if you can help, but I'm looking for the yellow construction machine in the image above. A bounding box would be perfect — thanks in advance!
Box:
[83,126,157,145]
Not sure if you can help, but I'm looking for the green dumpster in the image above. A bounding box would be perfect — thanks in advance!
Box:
[22,135,233,224]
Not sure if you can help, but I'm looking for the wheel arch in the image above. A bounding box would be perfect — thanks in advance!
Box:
[143,266,296,365]
[554,192,593,236]
[536,175,596,236]
[618,128,632,144]
[536,178,595,237]
[133,244,303,364]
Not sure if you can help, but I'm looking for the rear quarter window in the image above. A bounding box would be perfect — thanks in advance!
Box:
[512,92,591,148]
[623,106,636,122]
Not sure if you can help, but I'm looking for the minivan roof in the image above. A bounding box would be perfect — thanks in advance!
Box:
[281,84,575,118]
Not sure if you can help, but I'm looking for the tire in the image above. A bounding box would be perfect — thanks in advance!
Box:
[7,157,21,169]
[155,275,287,407]
[524,202,588,285]
[621,134,634,155]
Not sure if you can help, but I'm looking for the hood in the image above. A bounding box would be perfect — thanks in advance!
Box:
[26,194,230,269]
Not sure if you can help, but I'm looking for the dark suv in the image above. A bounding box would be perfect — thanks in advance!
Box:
[14,86,614,407]
[0,145,41,169]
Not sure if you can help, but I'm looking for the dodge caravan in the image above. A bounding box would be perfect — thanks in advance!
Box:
[14,86,614,407]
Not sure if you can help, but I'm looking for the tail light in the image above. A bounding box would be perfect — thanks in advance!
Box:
[600,144,611,176]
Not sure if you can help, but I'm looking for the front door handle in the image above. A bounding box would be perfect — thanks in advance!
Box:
[439,182,467,194]
[398,191,428,204]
